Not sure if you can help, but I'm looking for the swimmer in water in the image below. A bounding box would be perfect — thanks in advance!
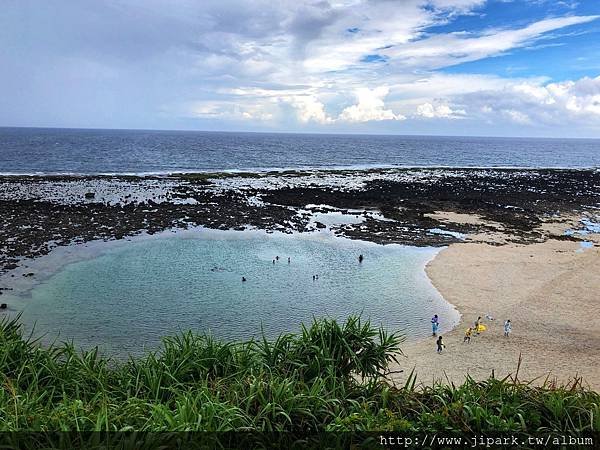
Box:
[242,277,246,282]
[358,254,364,263]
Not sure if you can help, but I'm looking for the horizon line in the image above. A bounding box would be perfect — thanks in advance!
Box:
[1,125,600,141]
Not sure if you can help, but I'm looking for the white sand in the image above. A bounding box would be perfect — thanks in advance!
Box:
[391,218,600,390]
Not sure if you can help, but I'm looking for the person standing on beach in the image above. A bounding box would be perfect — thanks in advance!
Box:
[504,319,512,337]
[436,336,445,353]
[464,327,472,343]
[474,316,482,334]
[431,314,439,336]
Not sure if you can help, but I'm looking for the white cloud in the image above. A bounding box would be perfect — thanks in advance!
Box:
[459,75,600,126]
[287,95,334,123]
[302,1,432,73]
[194,73,600,130]
[190,101,274,121]
[339,87,405,122]
[383,15,599,69]
[502,109,532,125]
[429,0,486,13]
[416,102,466,119]
[191,102,228,118]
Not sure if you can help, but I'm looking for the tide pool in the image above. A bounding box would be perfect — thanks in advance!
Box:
[8,230,459,357]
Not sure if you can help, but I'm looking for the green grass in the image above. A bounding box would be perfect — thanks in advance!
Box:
[0,314,597,438]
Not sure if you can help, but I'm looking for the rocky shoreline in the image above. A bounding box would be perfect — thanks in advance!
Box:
[1,168,599,279]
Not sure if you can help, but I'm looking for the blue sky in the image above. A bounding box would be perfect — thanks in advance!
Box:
[1,0,600,137]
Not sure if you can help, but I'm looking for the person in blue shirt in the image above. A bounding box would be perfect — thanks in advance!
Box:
[431,314,439,336]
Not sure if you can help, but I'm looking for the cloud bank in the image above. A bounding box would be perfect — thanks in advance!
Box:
[1,0,599,136]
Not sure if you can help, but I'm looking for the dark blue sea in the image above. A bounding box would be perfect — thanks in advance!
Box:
[0,127,599,174]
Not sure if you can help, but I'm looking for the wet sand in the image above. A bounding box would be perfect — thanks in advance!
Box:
[392,224,600,390]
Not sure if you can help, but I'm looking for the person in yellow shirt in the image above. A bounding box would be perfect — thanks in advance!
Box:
[474,316,482,334]
[464,327,472,343]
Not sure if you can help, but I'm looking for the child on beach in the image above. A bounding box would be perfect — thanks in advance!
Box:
[474,316,482,334]
[436,336,445,353]
[431,314,439,336]
[464,327,472,343]
[504,319,512,337]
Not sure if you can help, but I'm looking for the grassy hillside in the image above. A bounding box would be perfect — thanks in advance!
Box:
[0,315,597,448]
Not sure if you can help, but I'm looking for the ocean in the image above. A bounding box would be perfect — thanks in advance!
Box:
[1,127,599,174]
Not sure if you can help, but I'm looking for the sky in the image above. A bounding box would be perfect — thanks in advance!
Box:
[1,0,600,137]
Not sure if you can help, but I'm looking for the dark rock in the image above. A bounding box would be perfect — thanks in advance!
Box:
[315,221,326,229]
[1,169,599,275]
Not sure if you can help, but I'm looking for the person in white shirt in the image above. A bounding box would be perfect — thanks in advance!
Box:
[504,319,512,337]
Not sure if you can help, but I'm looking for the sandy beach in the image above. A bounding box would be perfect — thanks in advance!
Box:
[393,215,600,390]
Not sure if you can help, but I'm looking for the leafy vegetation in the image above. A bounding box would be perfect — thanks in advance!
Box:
[0,314,597,446]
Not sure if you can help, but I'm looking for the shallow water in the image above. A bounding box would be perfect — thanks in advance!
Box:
[5,230,458,357]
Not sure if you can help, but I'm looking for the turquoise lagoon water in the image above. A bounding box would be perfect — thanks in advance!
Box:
[10,230,459,357]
